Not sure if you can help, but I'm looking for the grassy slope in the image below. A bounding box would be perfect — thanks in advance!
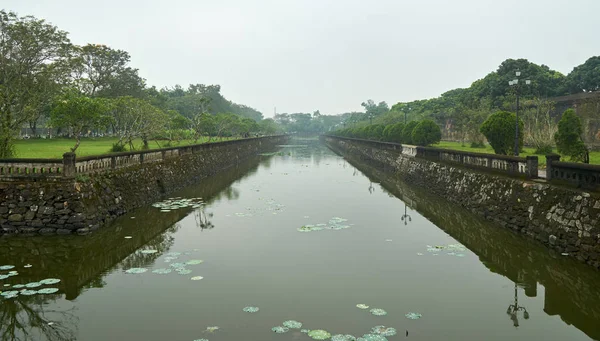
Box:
[12,137,230,159]
[435,141,600,166]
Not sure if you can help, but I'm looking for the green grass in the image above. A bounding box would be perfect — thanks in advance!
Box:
[12,137,233,159]
[434,141,600,166]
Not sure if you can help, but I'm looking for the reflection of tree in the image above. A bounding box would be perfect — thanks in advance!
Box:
[0,296,77,341]
[194,208,215,230]
[119,224,179,270]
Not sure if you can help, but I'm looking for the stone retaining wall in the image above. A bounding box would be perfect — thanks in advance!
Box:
[324,136,600,269]
[0,136,287,235]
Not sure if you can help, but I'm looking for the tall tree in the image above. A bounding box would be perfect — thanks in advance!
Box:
[0,10,73,157]
[565,56,600,94]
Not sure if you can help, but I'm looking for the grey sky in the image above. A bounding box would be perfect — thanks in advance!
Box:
[5,0,600,117]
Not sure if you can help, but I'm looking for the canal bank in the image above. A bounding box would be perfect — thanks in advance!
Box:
[0,136,288,235]
[324,136,600,269]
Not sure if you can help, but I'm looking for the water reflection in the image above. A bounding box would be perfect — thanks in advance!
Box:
[193,208,214,230]
[341,150,600,340]
[0,295,77,341]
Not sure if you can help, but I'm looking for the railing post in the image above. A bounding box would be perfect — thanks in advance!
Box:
[62,152,76,177]
[111,156,117,169]
[546,154,561,181]
[140,153,144,164]
[526,156,538,179]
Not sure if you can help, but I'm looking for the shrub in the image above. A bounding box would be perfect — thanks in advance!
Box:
[411,119,442,146]
[534,144,553,154]
[554,109,589,162]
[368,124,385,140]
[110,143,127,153]
[479,111,523,155]
[470,141,485,148]
[382,125,394,141]
[402,121,419,144]
[388,122,405,143]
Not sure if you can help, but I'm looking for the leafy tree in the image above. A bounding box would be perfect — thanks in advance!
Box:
[479,111,523,155]
[259,118,279,135]
[190,112,216,142]
[75,44,145,97]
[554,109,589,162]
[382,125,394,141]
[412,120,442,146]
[110,96,168,150]
[388,122,405,143]
[50,92,110,152]
[0,10,73,157]
[402,121,419,144]
[361,100,389,121]
[565,56,600,93]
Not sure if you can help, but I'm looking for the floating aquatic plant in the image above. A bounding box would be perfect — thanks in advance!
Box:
[140,250,158,254]
[357,334,388,341]
[205,326,219,333]
[152,268,172,275]
[166,252,182,257]
[193,339,208,341]
[124,236,133,239]
[39,278,61,285]
[1,290,19,299]
[272,326,289,333]
[371,326,397,337]
[125,268,148,274]
[301,329,310,333]
[176,269,192,275]
[38,288,59,294]
[308,329,331,340]
[405,312,422,320]
[25,282,42,288]
[3,284,9,287]
[455,253,465,257]
[23,264,32,268]
[191,276,204,281]
[169,263,186,268]
[7,271,18,277]
[12,284,24,289]
[356,304,369,309]
[0,265,15,270]
[20,289,38,296]
[0,275,9,280]
[370,308,387,316]
[186,260,204,265]
[283,320,302,329]
[332,334,357,341]
[243,306,259,313]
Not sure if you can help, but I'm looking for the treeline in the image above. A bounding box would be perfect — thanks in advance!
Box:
[330,119,442,146]
[0,10,277,157]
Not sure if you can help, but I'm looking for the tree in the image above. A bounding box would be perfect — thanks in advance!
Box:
[402,121,419,144]
[554,109,589,163]
[480,111,523,155]
[0,10,73,157]
[522,98,557,154]
[110,96,168,150]
[565,56,600,93]
[412,120,442,146]
[50,92,110,152]
[259,118,279,135]
[190,112,216,142]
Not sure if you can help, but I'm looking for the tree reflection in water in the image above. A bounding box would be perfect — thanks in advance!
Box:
[194,207,214,230]
[0,295,77,341]
[118,224,180,270]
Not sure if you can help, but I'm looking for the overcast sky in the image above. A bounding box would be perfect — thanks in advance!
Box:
[5,0,600,117]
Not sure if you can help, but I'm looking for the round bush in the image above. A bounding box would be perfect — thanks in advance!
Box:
[411,119,442,146]
[479,111,523,155]
[402,121,419,144]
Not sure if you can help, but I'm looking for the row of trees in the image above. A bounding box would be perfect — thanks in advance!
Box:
[0,10,276,157]
[331,119,442,146]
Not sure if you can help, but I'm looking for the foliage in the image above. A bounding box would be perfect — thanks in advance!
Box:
[564,56,600,93]
[110,96,168,149]
[402,121,419,144]
[387,122,405,143]
[274,110,342,134]
[110,142,127,153]
[522,98,557,155]
[554,109,589,162]
[479,111,523,155]
[50,92,111,152]
[0,10,73,157]
[412,119,442,146]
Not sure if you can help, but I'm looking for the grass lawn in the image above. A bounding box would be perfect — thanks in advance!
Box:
[434,141,600,167]
[12,137,233,159]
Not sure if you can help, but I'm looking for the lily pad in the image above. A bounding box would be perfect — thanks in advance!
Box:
[308,329,332,340]
[169,263,187,269]
[272,326,289,333]
[3,284,9,287]
[25,282,42,288]
[39,278,61,285]
[23,264,32,268]
[186,260,204,265]
[176,269,192,275]
[243,306,259,313]
[332,335,357,341]
[370,308,387,316]
[1,290,20,297]
[0,265,15,270]
[12,284,24,289]
[191,276,204,281]
[205,326,219,333]
[0,275,9,280]
[20,289,38,296]
[125,268,148,274]
[356,304,369,309]
[140,250,158,254]
[283,320,302,329]
[152,268,172,275]
[38,288,59,294]
[371,326,397,337]
[405,312,422,320]
[357,334,388,341]
[193,339,208,341]
[165,252,182,257]
[124,236,133,239]
[301,329,310,333]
